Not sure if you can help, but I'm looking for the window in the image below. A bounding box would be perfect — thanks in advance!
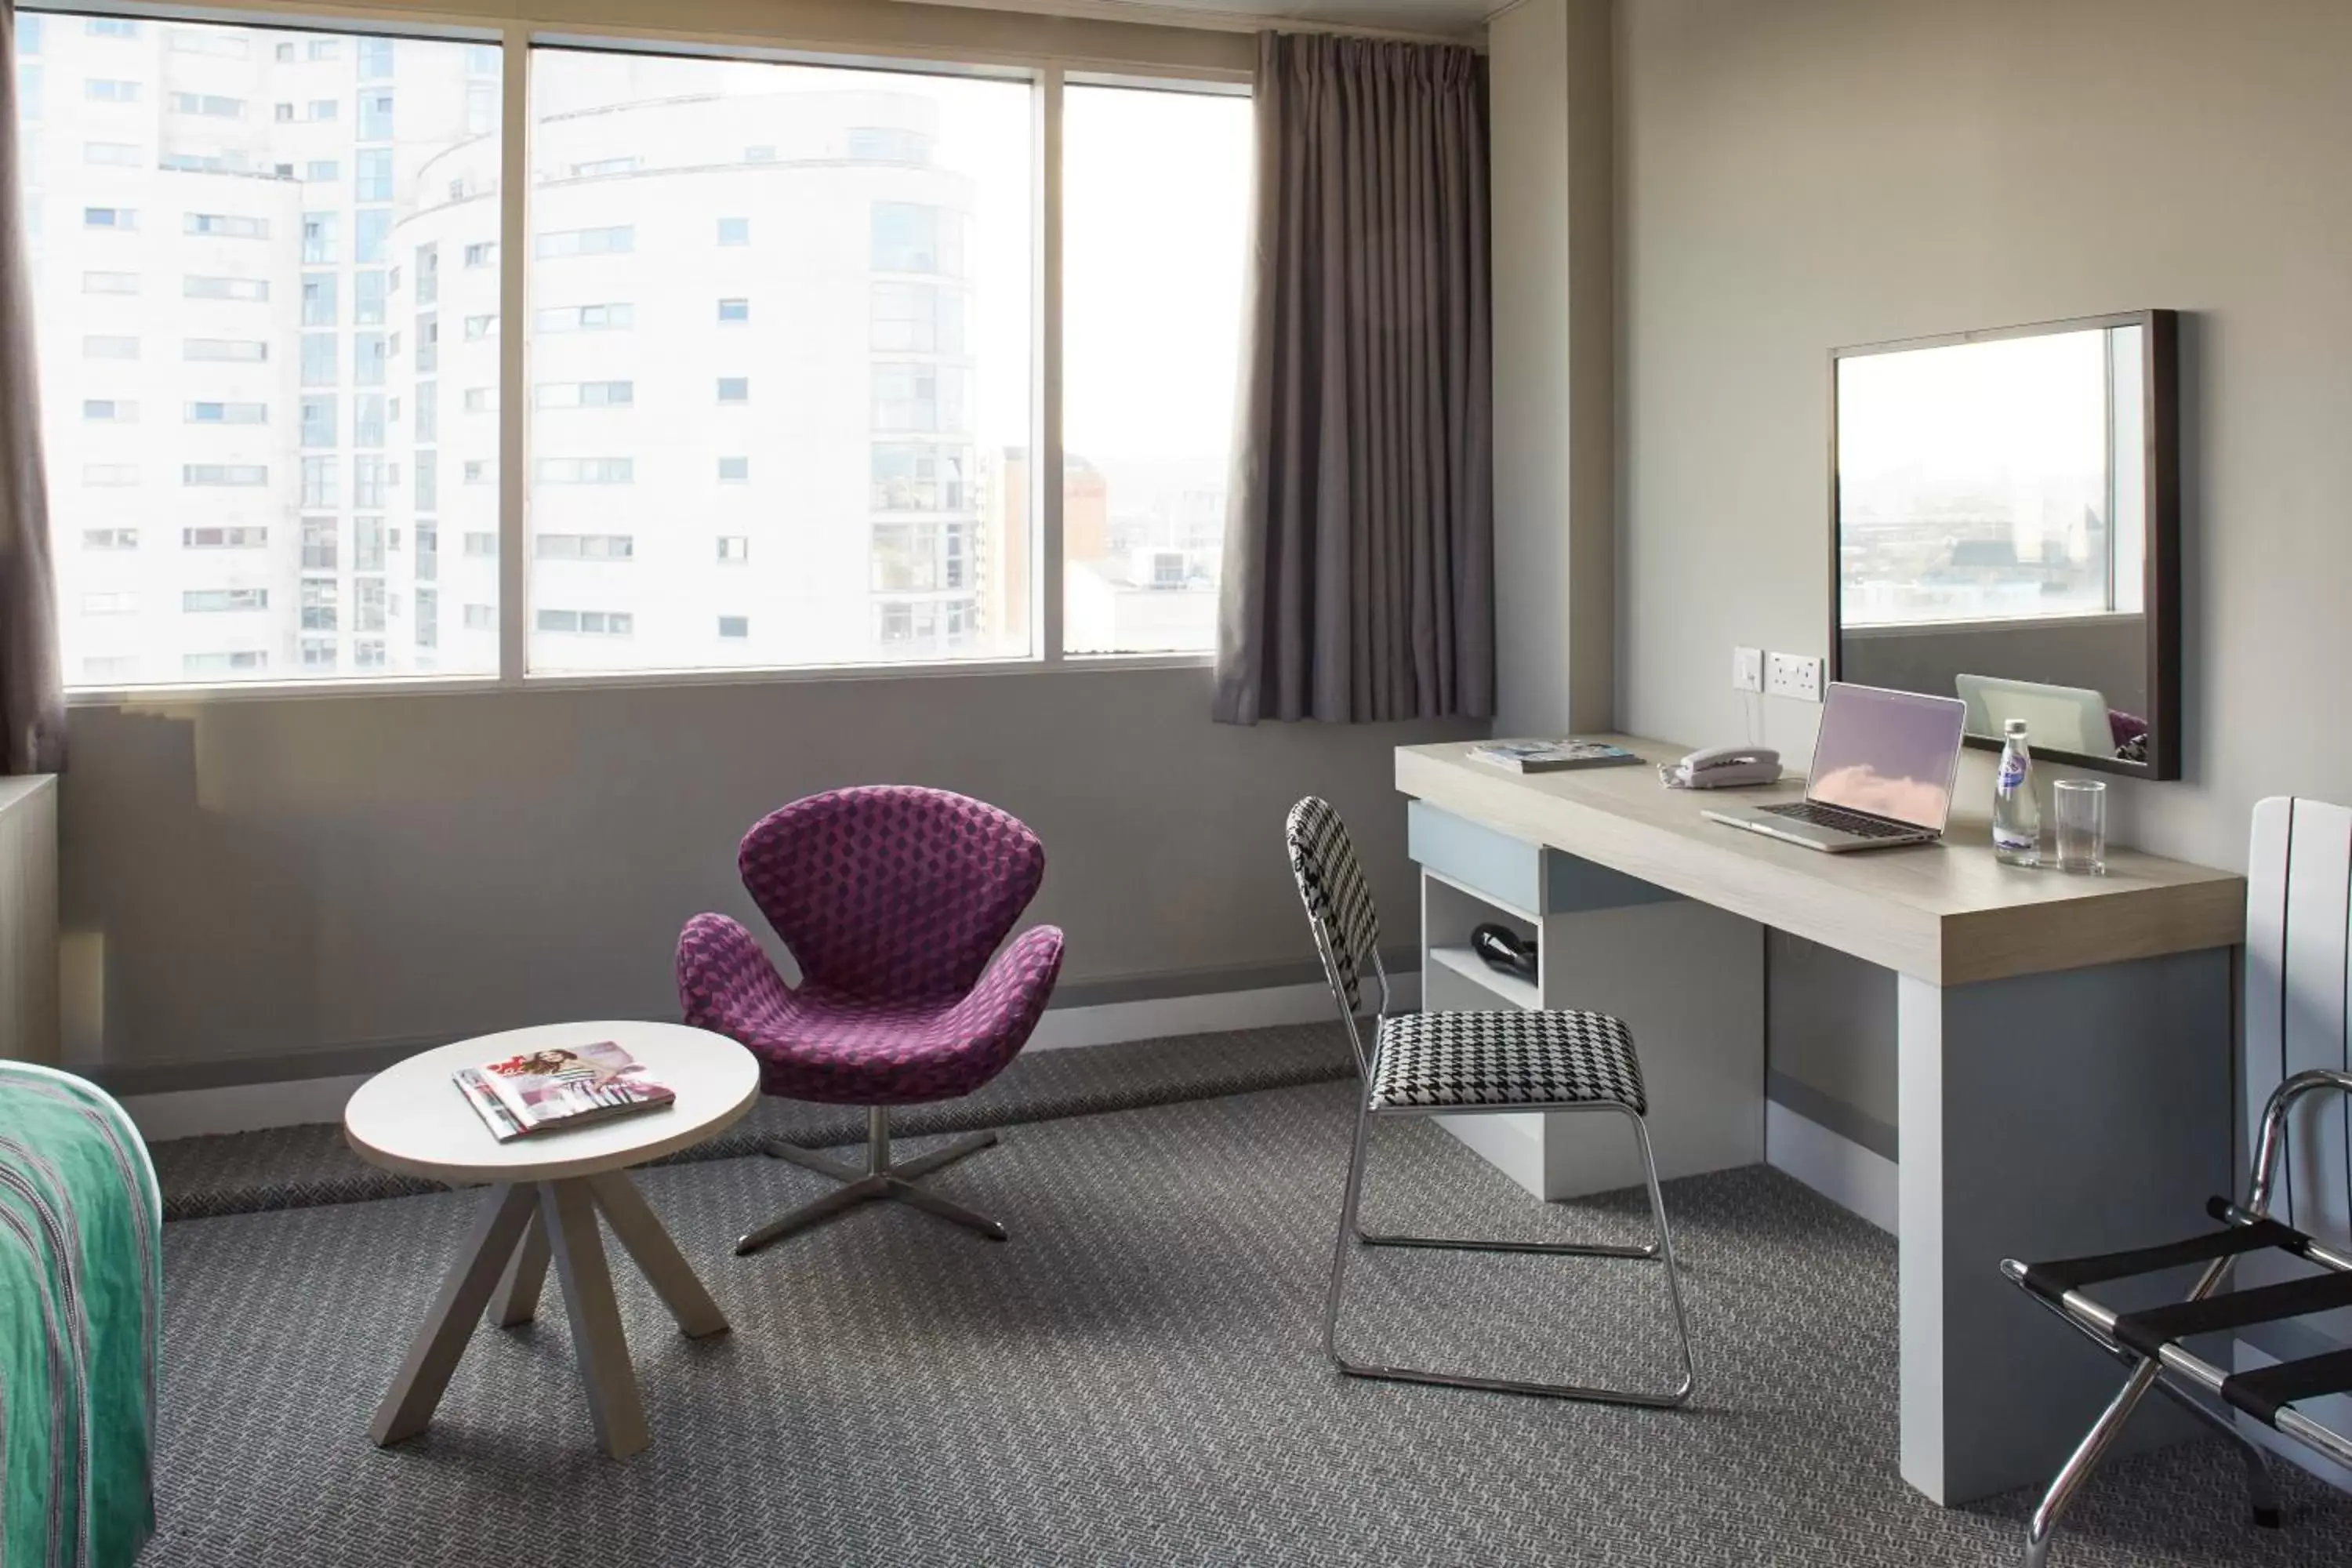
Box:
[356,579,387,633]
[535,533,634,560]
[299,579,339,633]
[1062,84,1250,652]
[85,18,139,38]
[463,532,496,558]
[300,333,337,386]
[187,212,267,239]
[301,518,337,572]
[532,304,627,333]
[464,241,496,269]
[354,517,387,572]
[302,213,339,263]
[535,382,633,409]
[85,80,142,104]
[354,271,387,324]
[299,397,335,447]
[83,400,138,423]
[416,526,438,582]
[416,588,438,649]
[306,159,339,183]
[83,528,139,550]
[354,641,387,670]
[465,82,495,136]
[871,282,965,353]
[191,401,270,426]
[186,275,267,303]
[358,394,390,448]
[463,387,497,413]
[354,456,389,509]
[411,385,434,443]
[82,140,138,165]
[181,526,267,547]
[84,335,138,359]
[871,521,973,592]
[463,314,499,340]
[354,332,387,386]
[300,640,337,672]
[182,466,268,487]
[416,244,439,307]
[463,603,494,631]
[463,460,494,485]
[355,148,392,202]
[82,464,139,486]
[187,339,269,362]
[309,100,338,122]
[358,39,393,79]
[570,156,637,177]
[83,271,138,295]
[413,452,437,511]
[355,209,391,263]
[184,589,269,612]
[302,457,337,508]
[528,47,1029,673]
[83,593,137,615]
[536,226,633,259]
[169,93,245,120]
[169,25,245,55]
[358,92,393,140]
[184,651,267,675]
[872,445,971,511]
[535,458,633,485]
[848,126,929,164]
[536,609,633,636]
[871,202,962,274]
[84,206,135,230]
[302,273,338,325]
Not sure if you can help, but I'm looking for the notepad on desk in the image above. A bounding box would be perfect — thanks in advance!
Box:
[1468,739,1643,774]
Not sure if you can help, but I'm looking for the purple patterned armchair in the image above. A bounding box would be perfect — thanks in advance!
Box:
[677,786,1065,1254]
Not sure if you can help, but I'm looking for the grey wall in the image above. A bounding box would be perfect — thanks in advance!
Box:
[1490,0,1616,737]
[61,666,1475,1080]
[1617,0,2352,1136]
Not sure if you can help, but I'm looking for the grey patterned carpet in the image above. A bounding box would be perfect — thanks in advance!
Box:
[149,1022,1357,1219]
[152,1076,2352,1566]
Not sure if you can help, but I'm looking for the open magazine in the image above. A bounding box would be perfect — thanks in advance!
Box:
[453,1040,675,1142]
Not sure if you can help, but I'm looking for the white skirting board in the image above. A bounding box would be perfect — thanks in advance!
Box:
[112,971,1417,1143]
[1766,1098,1898,1235]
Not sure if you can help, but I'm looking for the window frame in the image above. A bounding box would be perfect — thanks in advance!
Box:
[29,2,1250,702]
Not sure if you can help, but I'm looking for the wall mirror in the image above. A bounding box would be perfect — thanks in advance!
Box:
[1831,310,2180,779]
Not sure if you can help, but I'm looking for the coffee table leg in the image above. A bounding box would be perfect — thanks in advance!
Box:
[488,1210,550,1328]
[539,1178,652,1460]
[587,1171,729,1339]
[370,1183,537,1446]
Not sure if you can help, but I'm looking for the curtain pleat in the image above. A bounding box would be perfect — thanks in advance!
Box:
[1213,31,1492,726]
[0,0,65,775]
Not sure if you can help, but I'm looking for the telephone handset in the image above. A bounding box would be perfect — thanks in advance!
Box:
[1662,744,1783,790]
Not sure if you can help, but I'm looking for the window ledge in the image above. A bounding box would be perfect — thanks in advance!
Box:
[63,650,1216,709]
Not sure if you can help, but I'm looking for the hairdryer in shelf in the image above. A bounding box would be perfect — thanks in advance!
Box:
[1470,923,1538,982]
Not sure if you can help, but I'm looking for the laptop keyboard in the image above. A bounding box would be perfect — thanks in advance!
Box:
[1757,800,1922,840]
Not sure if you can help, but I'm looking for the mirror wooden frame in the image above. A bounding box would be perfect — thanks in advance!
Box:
[1828,309,2180,781]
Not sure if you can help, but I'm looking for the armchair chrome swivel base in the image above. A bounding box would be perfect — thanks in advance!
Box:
[1327,1102,1697,1409]
[737,1105,1006,1255]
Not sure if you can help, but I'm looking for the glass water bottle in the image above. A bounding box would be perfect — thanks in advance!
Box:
[1992,719,2041,866]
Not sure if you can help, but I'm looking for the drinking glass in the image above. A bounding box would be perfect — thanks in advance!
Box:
[2053,779,2107,875]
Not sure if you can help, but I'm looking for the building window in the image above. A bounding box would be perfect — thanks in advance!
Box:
[301,273,337,325]
[464,241,497,269]
[82,270,138,295]
[184,651,268,674]
[83,593,137,615]
[83,399,138,423]
[183,588,268,612]
[414,452,437,512]
[532,304,628,333]
[355,209,391,263]
[535,381,633,408]
[182,466,268,487]
[717,615,750,639]
[357,394,389,448]
[301,518,338,572]
[355,148,393,202]
[181,525,268,547]
[84,206,136,230]
[871,282,965,354]
[716,216,750,247]
[301,213,339,263]
[717,535,750,564]
[463,532,497,558]
[82,464,140,486]
[185,212,265,238]
[871,445,971,511]
[416,244,439,307]
[535,533,635,560]
[716,377,749,404]
[871,202,961,274]
[299,640,337,672]
[416,587,438,648]
[84,79,142,104]
[83,528,140,550]
[85,17,140,38]
[847,126,930,164]
[354,640,387,670]
[536,226,633,259]
[299,397,336,448]
[463,387,498,413]
[872,364,967,433]
[1061,84,1250,653]
[354,517,387,572]
[358,38,393,78]
[534,459,633,485]
[717,456,750,482]
[82,140,138,165]
[463,603,494,631]
[83,336,138,359]
[191,401,269,427]
[169,92,244,119]
[299,333,337,386]
[358,92,393,140]
[412,384,436,443]
[355,332,388,386]
[299,579,339,631]
[871,521,974,593]
[535,609,633,636]
[356,579,388,633]
[185,276,267,302]
[717,297,750,323]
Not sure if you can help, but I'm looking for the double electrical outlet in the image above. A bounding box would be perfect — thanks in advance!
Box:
[1732,646,1822,702]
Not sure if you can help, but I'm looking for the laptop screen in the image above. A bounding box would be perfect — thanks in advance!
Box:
[1806,683,1969,832]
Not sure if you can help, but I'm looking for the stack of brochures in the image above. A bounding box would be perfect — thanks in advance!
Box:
[453,1040,676,1142]
[1469,739,1643,774]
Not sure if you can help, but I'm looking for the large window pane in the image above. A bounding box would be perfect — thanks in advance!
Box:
[527,48,1032,673]
[1062,85,1249,654]
[13,17,500,686]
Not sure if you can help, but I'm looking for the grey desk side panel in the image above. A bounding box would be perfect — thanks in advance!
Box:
[1407,799,1683,916]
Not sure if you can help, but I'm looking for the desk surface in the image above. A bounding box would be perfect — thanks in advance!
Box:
[1396,736,2243,986]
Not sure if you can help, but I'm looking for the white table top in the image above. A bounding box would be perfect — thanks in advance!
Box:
[344,1021,760,1184]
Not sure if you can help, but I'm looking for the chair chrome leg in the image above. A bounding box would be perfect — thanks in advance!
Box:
[1325,1103,1695,1408]
[1356,1226,1658,1260]
[736,1105,1009,1256]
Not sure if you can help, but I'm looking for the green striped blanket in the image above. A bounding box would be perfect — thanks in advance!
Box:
[0,1065,160,1568]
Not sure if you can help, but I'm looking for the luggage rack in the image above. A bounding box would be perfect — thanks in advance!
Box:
[2003,1068,2352,1568]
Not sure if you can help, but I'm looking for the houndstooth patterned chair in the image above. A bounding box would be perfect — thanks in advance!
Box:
[1285,796,1694,1406]
[678,786,1065,1254]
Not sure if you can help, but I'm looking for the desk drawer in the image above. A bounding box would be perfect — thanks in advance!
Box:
[1407,799,1679,916]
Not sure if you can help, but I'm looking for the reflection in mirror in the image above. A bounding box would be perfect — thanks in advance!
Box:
[1832,311,2178,779]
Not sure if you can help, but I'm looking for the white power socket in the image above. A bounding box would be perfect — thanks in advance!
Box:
[1731,646,1764,694]
[1767,652,1823,702]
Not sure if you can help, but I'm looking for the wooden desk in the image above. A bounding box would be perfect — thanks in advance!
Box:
[1396,735,2244,1507]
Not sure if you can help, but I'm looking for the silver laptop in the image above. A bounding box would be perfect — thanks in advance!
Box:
[1704,682,1967,853]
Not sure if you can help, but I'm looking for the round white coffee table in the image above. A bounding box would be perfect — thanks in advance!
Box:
[345,1021,759,1459]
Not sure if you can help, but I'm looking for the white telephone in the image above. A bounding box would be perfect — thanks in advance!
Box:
[1663,744,1783,790]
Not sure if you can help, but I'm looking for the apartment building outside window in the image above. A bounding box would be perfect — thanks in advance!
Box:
[18,17,1241,688]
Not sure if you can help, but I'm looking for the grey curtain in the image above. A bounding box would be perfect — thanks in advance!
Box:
[1213,31,1492,726]
[1,0,64,774]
